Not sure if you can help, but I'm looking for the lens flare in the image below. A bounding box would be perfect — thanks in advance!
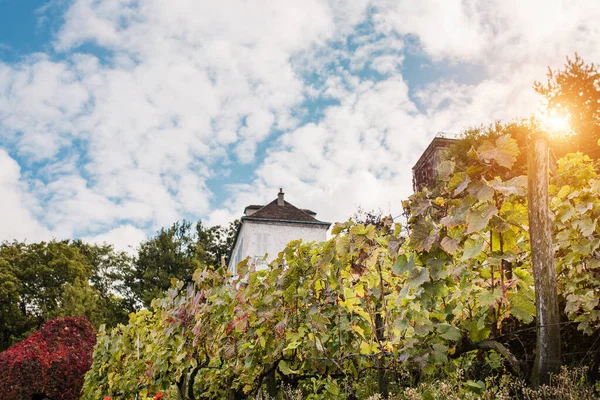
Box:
[536,109,572,136]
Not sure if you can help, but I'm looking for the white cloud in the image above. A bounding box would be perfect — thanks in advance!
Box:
[1,0,375,246]
[375,0,600,67]
[375,0,488,62]
[0,150,51,242]
[1,0,600,250]
[83,224,147,254]
[210,0,600,224]
[212,76,427,223]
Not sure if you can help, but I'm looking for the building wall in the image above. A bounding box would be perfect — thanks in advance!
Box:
[412,137,456,192]
[228,220,328,276]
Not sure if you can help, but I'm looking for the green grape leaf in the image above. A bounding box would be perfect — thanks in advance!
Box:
[325,381,340,396]
[411,196,431,217]
[467,180,494,202]
[408,266,430,288]
[467,204,498,234]
[575,216,597,236]
[278,360,298,375]
[436,323,462,341]
[453,174,471,197]
[431,343,448,363]
[437,160,455,181]
[440,196,476,227]
[464,380,486,394]
[410,220,440,252]
[393,253,416,274]
[477,288,502,307]
[462,238,485,260]
[508,292,536,323]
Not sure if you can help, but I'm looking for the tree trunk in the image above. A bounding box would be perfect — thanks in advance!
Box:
[375,312,389,398]
[227,389,244,400]
[177,374,188,400]
[528,133,561,387]
[187,365,201,400]
[266,367,277,398]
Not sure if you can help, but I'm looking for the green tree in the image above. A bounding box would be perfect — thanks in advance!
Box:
[128,220,199,308]
[73,240,135,325]
[0,258,26,350]
[195,219,239,268]
[534,54,600,156]
[0,240,132,350]
[1,241,92,327]
[127,219,238,308]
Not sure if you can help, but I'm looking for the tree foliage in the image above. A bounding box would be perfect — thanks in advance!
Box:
[448,121,533,177]
[534,53,600,156]
[127,219,238,308]
[0,218,238,351]
[0,240,131,351]
[0,316,96,400]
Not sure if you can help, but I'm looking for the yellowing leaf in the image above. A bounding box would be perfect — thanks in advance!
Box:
[314,279,324,291]
[440,236,460,254]
[331,222,345,235]
[477,135,519,169]
[355,308,371,322]
[354,282,366,298]
[351,324,365,339]
[366,249,380,270]
[557,185,572,199]
[489,176,527,196]
[360,341,373,354]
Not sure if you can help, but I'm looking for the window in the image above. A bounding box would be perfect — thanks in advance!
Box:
[254,232,272,257]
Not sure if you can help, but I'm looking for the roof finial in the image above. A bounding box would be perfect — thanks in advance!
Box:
[277,188,285,206]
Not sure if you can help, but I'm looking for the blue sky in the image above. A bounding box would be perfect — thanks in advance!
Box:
[1,0,599,251]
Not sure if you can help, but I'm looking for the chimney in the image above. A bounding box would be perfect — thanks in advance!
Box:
[277,188,285,206]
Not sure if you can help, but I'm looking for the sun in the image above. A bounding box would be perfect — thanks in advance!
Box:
[536,108,572,136]
[544,115,570,132]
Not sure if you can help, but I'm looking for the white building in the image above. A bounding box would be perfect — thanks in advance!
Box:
[228,189,331,276]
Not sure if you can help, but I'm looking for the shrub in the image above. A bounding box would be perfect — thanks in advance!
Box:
[0,316,96,400]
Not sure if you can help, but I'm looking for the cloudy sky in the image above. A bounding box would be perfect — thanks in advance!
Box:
[1,0,599,252]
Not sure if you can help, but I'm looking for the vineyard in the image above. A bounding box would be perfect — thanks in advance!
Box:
[82,135,600,399]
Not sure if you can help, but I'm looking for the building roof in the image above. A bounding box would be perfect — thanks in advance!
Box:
[244,204,317,217]
[247,199,322,223]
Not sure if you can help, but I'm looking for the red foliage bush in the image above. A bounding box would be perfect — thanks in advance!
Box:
[0,316,96,400]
